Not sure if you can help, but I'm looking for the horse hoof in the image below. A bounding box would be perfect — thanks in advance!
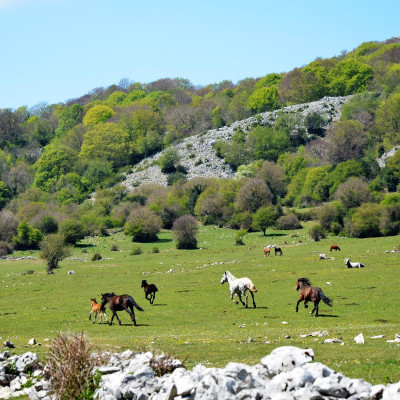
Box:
[304,305,308,308]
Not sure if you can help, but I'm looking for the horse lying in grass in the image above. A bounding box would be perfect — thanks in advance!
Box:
[221,271,258,308]
[345,258,365,268]
[295,278,333,317]
[89,298,109,324]
[141,280,158,304]
[101,293,143,326]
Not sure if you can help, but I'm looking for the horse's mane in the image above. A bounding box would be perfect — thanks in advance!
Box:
[225,271,236,279]
[298,277,311,286]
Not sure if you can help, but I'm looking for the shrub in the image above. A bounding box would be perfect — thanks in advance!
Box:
[124,206,162,242]
[276,214,302,230]
[131,246,143,255]
[59,219,88,245]
[235,229,247,246]
[159,148,179,173]
[309,224,326,241]
[151,246,160,254]
[26,269,34,274]
[46,331,99,400]
[13,221,43,250]
[110,243,118,251]
[172,214,198,249]
[91,253,102,261]
[0,241,13,257]
[150,353,185,377]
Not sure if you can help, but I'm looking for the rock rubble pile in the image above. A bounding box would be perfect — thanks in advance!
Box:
[121,96,352,190]
[0,345,396,399]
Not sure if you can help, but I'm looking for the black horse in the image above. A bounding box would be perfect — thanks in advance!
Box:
[141,280,158,304]
[101,292,143,326]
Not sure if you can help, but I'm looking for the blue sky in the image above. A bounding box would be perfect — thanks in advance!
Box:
[0,0,399,109]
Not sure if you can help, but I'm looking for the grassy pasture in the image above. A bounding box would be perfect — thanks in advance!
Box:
[1,224,400,385]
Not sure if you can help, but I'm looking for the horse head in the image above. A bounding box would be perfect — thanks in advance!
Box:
[141,280,147,288]
[220,272,228,284]
[296,278,311,290]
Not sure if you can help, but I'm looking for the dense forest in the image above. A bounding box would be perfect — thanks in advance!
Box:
[0,37,400,261]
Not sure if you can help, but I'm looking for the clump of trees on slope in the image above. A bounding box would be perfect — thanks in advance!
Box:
[0,37,400,262]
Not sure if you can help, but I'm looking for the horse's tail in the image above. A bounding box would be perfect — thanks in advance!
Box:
[134,300,144,311]
[318,288,333,307]
[247,283,258,292]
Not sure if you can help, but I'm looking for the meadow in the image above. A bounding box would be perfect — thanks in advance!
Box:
[1,224,400,387]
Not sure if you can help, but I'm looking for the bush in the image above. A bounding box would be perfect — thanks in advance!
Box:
[59,219,88,245]
[159,148,179,173]
[151,246,160,254]
[46,331,100,400]
[91,253,102,261]
[235,229,247,246]
[172,214,198,249]
[309,224,326,241]
[110,243,118,251]
[0,241,13,257]
[124,206,162,242]
[131,246,143,255]
[276,214,302,230]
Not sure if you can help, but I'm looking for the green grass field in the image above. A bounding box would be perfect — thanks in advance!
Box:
[1,224,400,386]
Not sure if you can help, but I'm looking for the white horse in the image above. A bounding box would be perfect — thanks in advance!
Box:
[220,271,258,308]
[345,258,365,268]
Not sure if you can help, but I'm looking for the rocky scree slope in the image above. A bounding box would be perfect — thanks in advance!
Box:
[121,96,353,190]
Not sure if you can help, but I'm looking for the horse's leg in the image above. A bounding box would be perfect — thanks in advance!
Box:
[296,298,303,312]
[89,311,92,321]
[238,293,246,307]
[103,312,109,324]
[231,292,239,304]
[150,292,154,304]
[127,306,137,326]
[304,301,309,309]
[250,291,256,308]
[244,293,248,308]
[98,311,102,324]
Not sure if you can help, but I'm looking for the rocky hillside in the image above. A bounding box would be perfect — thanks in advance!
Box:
[121,96,353,191]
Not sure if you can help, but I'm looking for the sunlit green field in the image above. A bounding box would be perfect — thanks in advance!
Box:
[1,224,400,385]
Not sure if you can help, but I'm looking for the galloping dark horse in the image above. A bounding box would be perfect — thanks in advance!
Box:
[141,280,158,304]
[295,278,333,317]
[101,293,143,326]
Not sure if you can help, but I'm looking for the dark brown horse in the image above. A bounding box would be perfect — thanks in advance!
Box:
[295,278,333,317]
[274,247,283,256]
[141,280,158,304]
[101,292,143,326]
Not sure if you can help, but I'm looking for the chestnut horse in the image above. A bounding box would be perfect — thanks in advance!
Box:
[141,280,158,304]
[264,247,271,256]
[330,245,341,251]
[89,298,109,324]
[101,292,143,326]
[295,278,333,317]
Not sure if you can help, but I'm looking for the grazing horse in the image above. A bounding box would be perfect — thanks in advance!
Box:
[141,280,158,304]
[89,298,109,324]
[345,258,365,268]
[221,271,257,308]
[274,247,283,256]
[295,278,333,317]
[101,292,143,326]
[264,247,271,256]
[330,245,341,251]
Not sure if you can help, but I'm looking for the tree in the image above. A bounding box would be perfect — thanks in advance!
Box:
[334,177,370,210]
[13,221,43,250]
[325,120,367,164]
[255,160,287,200]
[236,178,273,213]
[82,105,115,126]
[55,104,84,136]
[0,181,12,209]
[40,234,71,274]
[247,86,281,113]
[328,60,374,96]
[0,210,17,242]
[34,145,78,192]
[346,203,381,238]
[124,206,162,242]
[4,162,33,195]
[375,92,400,145]
[158,148,180,173]
[172,214,198,249]
[309,224,326,241]
[252,206,276,235]
[59,219,88,245]
[80,123,132,168]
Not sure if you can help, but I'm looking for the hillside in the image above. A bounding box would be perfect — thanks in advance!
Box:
[121,95,353,190]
